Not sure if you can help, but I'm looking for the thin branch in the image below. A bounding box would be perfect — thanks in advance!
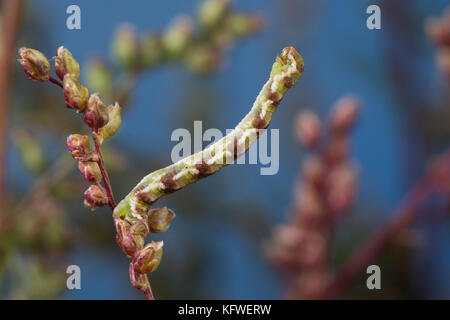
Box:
[324,151,450,299]
[0,0,22,202]
[93,133,116,209]
[49,76,63,88]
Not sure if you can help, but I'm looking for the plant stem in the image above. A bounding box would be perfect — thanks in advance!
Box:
[0,0,22,203]
[144,286,154,300]
[323,151,450,299]
[93,133,116,209]
[49,76,63,88]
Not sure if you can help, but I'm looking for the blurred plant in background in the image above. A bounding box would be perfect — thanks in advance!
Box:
[265,96,360,299]
[0,0,263,299]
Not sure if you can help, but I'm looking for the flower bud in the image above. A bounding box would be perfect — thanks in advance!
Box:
[67,134,90,160]
[18,48,51,82]
[85,58,113,97]
[162,15,194,57]
[78,161,102,183]
[100,102,122,140]
[329,96,360,134]
[130,217,150,238]
[302,156,325,186]
[147,207,176,233]
[295,110,321,149]
[115,218,138,257]
[198,0,230,29]
[115,219,138,257]
[140,33,164,68]
[112,24,139,71]
[184,44,222,74]
[131,241,164,274]
[55,46,81,80]
[63,74,89,112]
[83,93,109,130]
[84,185,108,210]
[230,14,265,37]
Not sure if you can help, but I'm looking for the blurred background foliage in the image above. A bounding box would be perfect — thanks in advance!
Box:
[0,0,449,299]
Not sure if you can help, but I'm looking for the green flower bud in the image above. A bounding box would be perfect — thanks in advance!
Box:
[147,207,175,233]
[78,161,102,183]
[83,93,109,130]
[55,46,81,80]
[112,24,139,71]
[18,48,51,82]
[229,13,265,37]
[131,241,163,274]
[162,15,194,57]
[100,102,122,140]
[84,184,108,210]
[63,74,89,112]
[140,33,164,68]
[184,44,222,74]
[198,0,230,29]
[84,58,113,97]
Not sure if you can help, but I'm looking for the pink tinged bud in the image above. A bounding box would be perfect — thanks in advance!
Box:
[63,74,89,112]
[302,156,325,186]
[147,207,176,233]
[83,93,109,130]
[329,96,360,134]
[326,163,358,215]
[132,241,164,274]
[55,46,81,81]
[115,219,138,257]
[326,136,349,163]
[67,134,90,160]
[78,161,102,183]
[83,185,108,210]
[18,48,51,82]
[295,110,321,149]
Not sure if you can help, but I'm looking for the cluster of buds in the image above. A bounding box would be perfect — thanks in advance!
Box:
[20,46,122,211]
[106,0,264,79]
[264,96,360,299]
[114,207,175,296]
[426,7,450,81]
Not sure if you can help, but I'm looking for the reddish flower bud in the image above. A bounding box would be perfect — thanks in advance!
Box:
[83,93,109,130]
[55,46,81,81]
[84,185,108,210]
[78,161,102,183]
[147,207,176,233]
[67,134,90,160]
[131,241,164,274]
[302,156,325,186]
[295,110,321,149]
[329,96,360,134]
[115,219,138,257]
[63,74,89,112]
[18,48,51,82]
